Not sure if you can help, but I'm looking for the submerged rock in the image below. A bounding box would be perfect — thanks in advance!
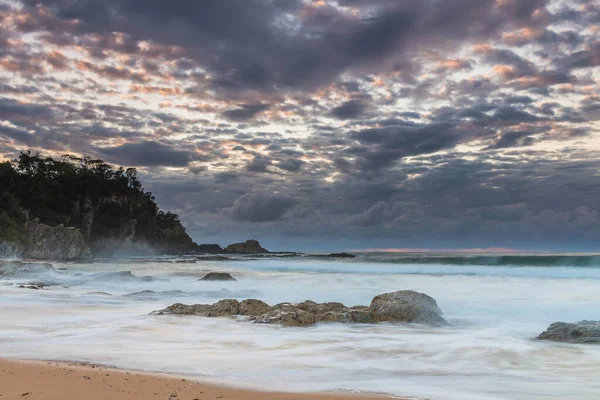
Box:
[225,239,268,254]
[537,321,600,344]
[370,290,447,326]
[155,290,445,327]
[199,272,236,281]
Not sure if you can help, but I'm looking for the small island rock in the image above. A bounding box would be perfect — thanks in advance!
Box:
[225,240,268,254]
[199,272,237,281]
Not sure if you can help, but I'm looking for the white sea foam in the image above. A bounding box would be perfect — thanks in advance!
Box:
[1,256,600,399]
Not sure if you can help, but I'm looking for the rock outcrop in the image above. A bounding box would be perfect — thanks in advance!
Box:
[537,321,600,344]
[225,240,268,254]
[154,290,447,327]
[199,272,237,281]
[23,219,90,261]
[370,290,447,326]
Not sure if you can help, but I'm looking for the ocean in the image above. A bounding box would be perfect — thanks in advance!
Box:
[1,252,599,400]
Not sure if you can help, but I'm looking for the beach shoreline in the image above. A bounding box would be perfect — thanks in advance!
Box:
[0,358,396,400]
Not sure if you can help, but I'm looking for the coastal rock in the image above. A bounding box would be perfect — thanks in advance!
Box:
[155,291,444,327]
[369,290,447,326]
[326,253,356,258]
[23,219,90,261]
[154,299,240,317]
[225,239,268,254]
[251,303,316,327]
[537,321,600,344]
[0,260,57,277]
[199,272,236,281]
[239,299,271,316]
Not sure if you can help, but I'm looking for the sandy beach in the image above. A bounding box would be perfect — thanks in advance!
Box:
[0,358,389,400]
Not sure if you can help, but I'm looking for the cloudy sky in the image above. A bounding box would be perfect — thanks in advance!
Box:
[0,0,599,251]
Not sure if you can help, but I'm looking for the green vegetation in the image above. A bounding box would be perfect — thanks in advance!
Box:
[0,151,197,254]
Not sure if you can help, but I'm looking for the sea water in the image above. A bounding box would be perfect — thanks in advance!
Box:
[1,253,600,400]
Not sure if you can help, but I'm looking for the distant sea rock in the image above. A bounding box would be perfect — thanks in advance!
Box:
[199,272,237,281]
[537,321,600,344]
[154,290,447,327]
[23,219,91,261]
[225,239,269,254]
[326,253,356,258]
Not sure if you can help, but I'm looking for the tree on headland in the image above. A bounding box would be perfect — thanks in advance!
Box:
[0,151,196,254]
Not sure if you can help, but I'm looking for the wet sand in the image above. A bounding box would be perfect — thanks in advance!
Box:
[0,358,392,400]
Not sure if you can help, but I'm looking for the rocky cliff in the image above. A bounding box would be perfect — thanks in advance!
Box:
[22,219,90,260]
[0,152,206,259]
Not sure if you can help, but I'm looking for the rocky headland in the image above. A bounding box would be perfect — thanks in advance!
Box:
[154,290,448,327]
[0,152,228,260]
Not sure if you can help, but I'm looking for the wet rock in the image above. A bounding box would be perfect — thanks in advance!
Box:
[537,321,600,344]
[239,299,271,316]
[225,239,268,254]
[370,290,447,326]
[251,303,316,327]
[199,272,236,281]
[154,299,240,317]
[23,219,91,261]
[155,290,445,327]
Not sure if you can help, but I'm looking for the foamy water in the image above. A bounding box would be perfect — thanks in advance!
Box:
[1,254,600,400]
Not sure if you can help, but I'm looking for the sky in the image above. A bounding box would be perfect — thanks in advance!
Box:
[0,0,599,251]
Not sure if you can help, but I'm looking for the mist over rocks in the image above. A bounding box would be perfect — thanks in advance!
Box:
[153,290,447,327]
[537,321,600,344]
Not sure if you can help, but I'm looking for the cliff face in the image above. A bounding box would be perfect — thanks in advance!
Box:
[23,219,90,260]
[0,153,200,259]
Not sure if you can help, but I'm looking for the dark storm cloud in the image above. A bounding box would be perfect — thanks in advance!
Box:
[18,0,549,94]
[330,100,367,120]
[222,104,270,122]
[348,122,460,170]
[94,141,195,167]
[277,158,304,172]
[0,97,53,120]
[225,193,299,222]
